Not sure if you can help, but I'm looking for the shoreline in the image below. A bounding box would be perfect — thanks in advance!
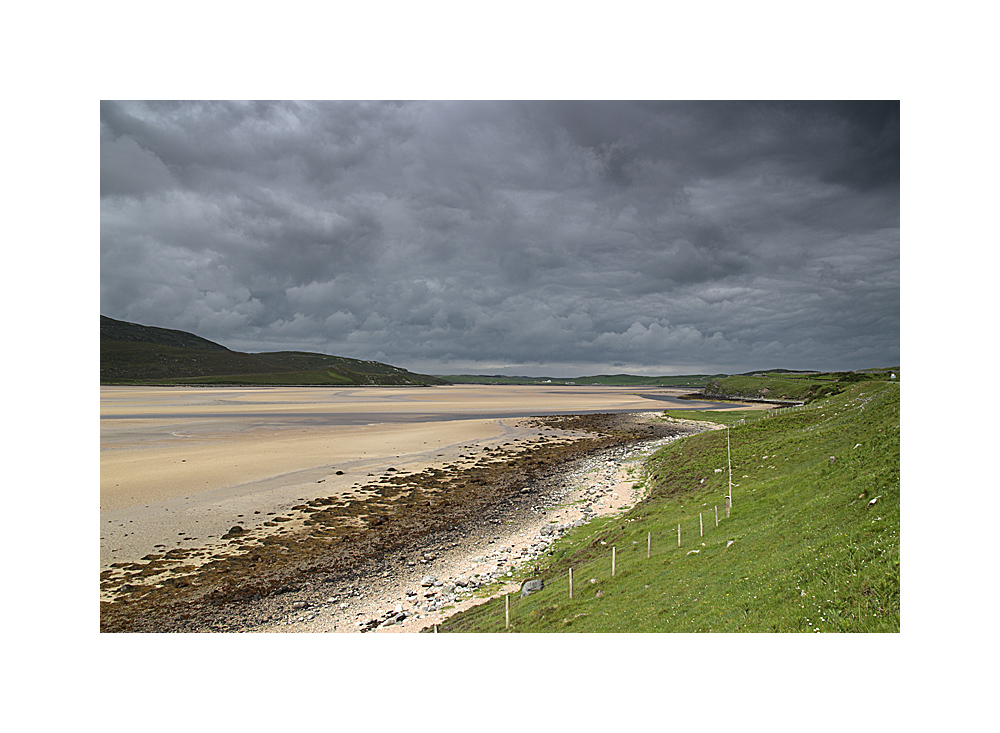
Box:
[100,412,716,632]
[100,385,767,572]
[270,414,724,633]
[100,416,555,567]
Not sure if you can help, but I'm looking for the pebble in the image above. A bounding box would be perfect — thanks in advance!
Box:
[261,426,694,633]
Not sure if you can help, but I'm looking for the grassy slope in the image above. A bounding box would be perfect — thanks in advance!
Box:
[438,380,900,632]
[702,368,898,403]
[100,314,230,351]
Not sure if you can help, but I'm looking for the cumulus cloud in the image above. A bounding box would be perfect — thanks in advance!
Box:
[100,100,899,375]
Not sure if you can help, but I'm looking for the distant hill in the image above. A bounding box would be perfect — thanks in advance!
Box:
[436,374,720,387]
[100,316,449,386]
[701,368,899,403]
[100,315,230,351]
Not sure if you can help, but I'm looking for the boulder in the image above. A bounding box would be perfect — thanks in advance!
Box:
[520,578,544,599]
[381,612,407,627]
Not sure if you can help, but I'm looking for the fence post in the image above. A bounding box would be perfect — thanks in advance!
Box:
[505,593,510,629]
[677,523,681,547]
[727,427,733,507]
[700,512,704,537]
[569,567,573,599]
[647,531,651,559]
[715,505,719,527]
[725,495,731,519]
[612,546,616,576]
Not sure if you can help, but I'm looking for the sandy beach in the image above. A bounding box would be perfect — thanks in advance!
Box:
[100,385,768,631]
[266,421,721,634]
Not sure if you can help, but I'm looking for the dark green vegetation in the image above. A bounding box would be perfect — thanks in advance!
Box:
[101,314,231,351]
[437,374,719,387]
[101,316,449,386]
[437,380,900,632]
[701,367,898,403]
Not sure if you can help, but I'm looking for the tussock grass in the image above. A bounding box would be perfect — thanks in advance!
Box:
[437,381,900,633]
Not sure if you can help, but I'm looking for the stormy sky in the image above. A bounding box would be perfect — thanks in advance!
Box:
[100,100,899,377]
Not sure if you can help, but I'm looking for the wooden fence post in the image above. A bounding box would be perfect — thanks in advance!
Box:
[612,546,616,576]
[569,567,573,599]
[647,531,651,559]
[725,495,731,519]
[715,505,719,527]
[677,523,681,547]
[700,512,704,537]
[727,427,733,507]
[505,593,510,629]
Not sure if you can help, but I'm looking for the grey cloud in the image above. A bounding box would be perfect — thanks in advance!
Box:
[101,100,899,375]
[101,135,175,197]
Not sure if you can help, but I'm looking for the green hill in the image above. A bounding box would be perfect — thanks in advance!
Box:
[100,316,449,386]
[701,368,899,403]
[100,314,230,351]
[436,379,900,632]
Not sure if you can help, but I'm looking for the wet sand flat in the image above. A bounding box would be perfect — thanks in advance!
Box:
[101,385,700,511]
[100,385,771,619]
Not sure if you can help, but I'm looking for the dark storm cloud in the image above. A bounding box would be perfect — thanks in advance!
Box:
[100,100,899,375]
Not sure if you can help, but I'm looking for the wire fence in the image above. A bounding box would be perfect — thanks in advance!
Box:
[432,402,831,631]
[434,490,740,631]
[731,400,817,427]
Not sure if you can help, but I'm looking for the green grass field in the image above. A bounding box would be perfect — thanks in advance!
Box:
[436,380,900,632]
